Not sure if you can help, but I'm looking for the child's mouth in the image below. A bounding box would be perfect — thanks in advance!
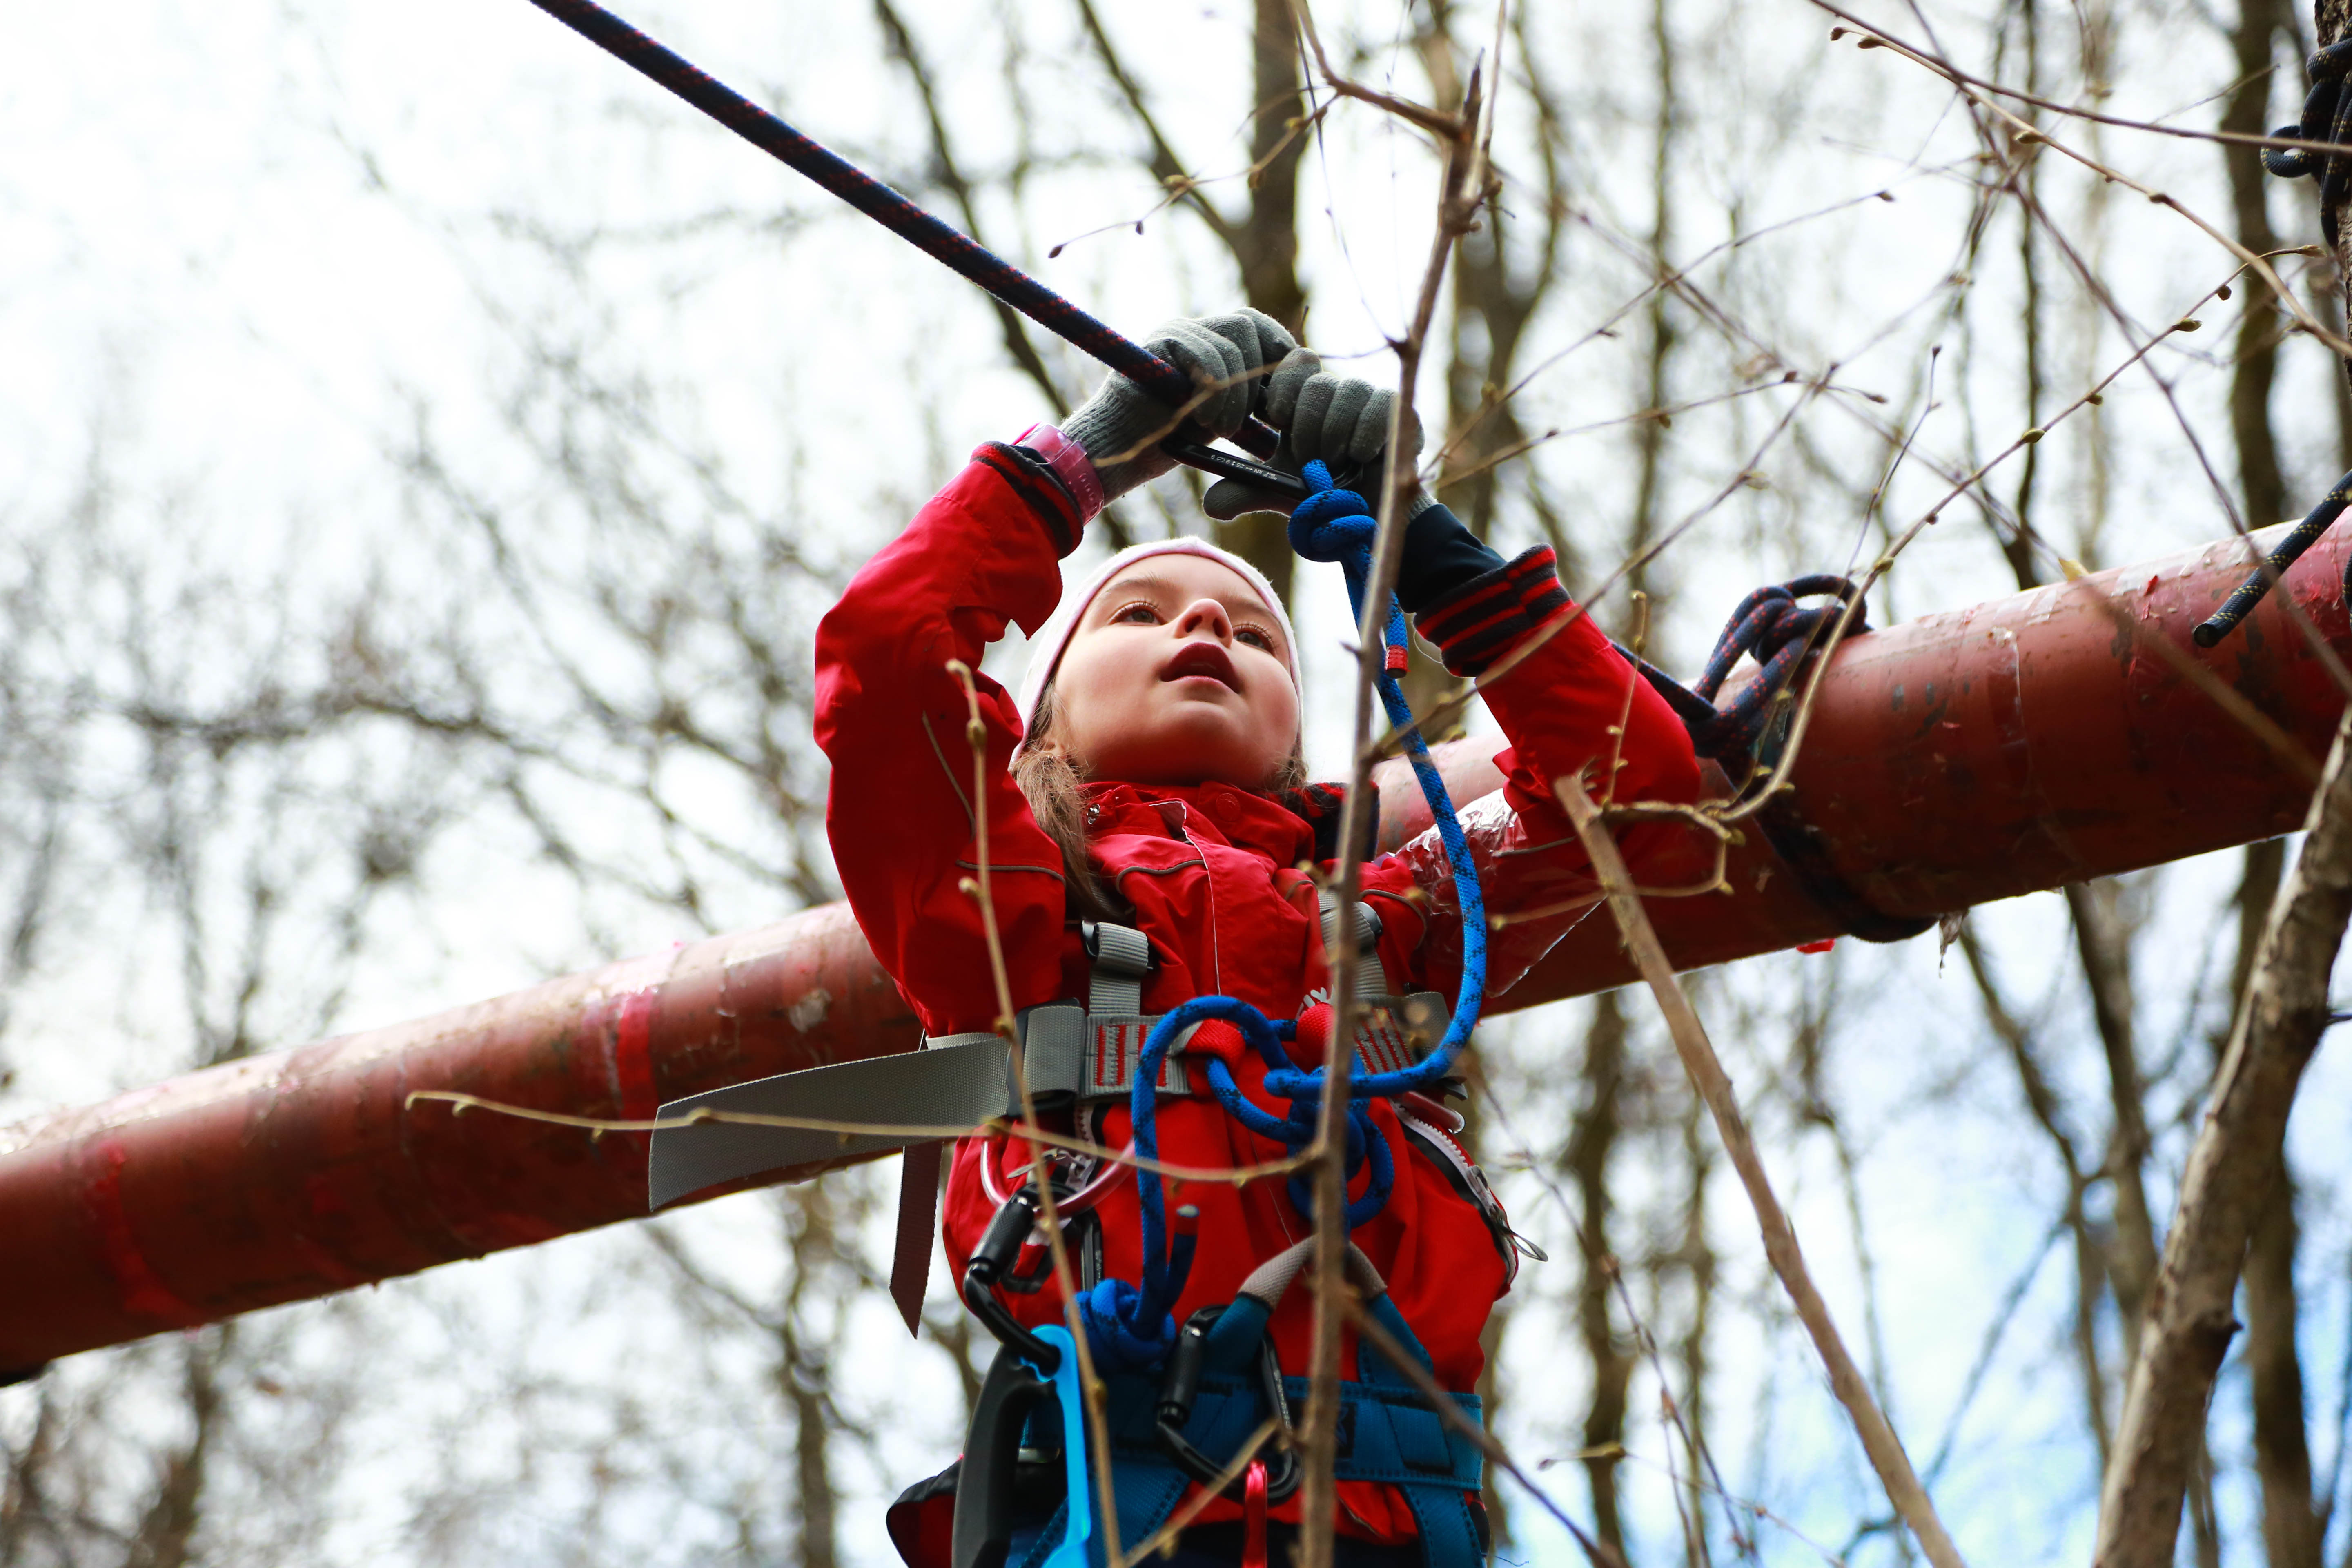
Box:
[1160,641,1241,692]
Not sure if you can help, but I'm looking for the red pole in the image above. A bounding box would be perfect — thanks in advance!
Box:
[3,523,2344,1376]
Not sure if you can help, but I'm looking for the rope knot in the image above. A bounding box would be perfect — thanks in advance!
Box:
[1286,459,1377,564]
[1691,575,1864,760]
[1078,1277,1180,1372]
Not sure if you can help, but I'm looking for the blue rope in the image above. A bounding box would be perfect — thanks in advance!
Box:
[1093,463,1490,1368]
[1281,458,1488,1100]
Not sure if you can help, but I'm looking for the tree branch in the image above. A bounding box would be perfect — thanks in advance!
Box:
[1557,773,1970,1568]
[2094,708,2352,1568]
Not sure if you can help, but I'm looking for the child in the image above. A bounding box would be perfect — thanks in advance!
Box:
[814,310,1701,1567]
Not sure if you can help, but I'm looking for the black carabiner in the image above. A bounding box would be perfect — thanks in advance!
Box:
[1154,1304,1302,1502]
[962,1186,1062,1371]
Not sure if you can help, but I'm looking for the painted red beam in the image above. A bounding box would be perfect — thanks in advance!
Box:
[4,523,2345,1375]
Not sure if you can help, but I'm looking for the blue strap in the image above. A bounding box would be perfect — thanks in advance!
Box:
[1073,1290,1483,1567]
[1027,1327,1096,1568]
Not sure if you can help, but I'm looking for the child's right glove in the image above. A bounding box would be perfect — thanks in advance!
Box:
[1204,350,1505,614]
[1059,310,1300,501]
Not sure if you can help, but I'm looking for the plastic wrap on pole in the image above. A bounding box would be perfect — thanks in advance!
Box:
[3,520,2348,1373]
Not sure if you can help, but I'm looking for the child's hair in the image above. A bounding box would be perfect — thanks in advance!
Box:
[1014,678,1309,923]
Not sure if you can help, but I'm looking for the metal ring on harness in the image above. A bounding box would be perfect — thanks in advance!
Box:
[976,1133,1135,1292]
[976,1137,1133,1214]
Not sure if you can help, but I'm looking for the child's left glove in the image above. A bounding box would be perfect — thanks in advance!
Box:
[1207,352,1503,613]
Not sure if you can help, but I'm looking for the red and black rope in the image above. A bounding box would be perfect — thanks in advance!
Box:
[523,0,1304,498]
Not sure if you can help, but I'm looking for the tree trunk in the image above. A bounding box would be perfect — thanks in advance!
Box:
[2225,0,2325,1550]
[782,1188,841,1568]
[1208,0,1310,601]
[2065,881,2160,1367]
[2092,710,2352,1568]
[122,1333,224,1568]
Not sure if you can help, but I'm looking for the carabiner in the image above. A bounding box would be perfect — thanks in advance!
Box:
[961,1186,1061,1369]
[1154,1304,1301,1502]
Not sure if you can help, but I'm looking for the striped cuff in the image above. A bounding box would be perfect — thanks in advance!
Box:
[1013,423,1105,522]
[973,440,1087,559]
[1414,546,1571,676]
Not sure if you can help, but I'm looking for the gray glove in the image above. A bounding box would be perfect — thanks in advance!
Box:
[1060,309,1299,501]
[1201,350,1425,519]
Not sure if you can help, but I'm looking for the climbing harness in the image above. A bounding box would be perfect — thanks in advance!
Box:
[515,0,1306,504]
[2192,47,2352,648]
[943,1240,1487,1568]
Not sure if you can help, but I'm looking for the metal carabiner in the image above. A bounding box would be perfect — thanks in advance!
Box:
[1154,1303,1302,1502]
[976,1133,1132,1296]
[961,1185,1062,1368]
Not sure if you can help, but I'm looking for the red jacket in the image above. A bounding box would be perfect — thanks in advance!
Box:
[814,443,1701,1543]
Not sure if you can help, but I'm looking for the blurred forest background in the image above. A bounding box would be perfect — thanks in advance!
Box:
[6,0,2352,1563]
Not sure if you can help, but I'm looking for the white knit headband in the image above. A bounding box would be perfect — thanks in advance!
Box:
[1014,538,1302,741]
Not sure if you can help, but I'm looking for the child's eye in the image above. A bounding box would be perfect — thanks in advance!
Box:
[1236,626,1276,652]
[1111,602,1163,625]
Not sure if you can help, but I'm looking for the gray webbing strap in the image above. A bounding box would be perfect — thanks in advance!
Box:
[1081,1015,1194,1100]
[649,911,1449,1214]
[1011,1004,1086,1109]
[646,1035,1011,1210]
[1085,921,1153,1014]
[927,1002,1197,1107]
[889,1139,943,1336]
[1318,889,1387,1001]
[1236,1236,1387,1310]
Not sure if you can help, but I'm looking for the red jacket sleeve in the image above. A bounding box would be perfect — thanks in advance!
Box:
[811,443,1087,1038]
[1363,546,1704,996]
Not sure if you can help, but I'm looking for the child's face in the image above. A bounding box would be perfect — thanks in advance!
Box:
[1048,554,1300,789]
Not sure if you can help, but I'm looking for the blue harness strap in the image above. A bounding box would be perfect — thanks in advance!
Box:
[1004,1247,1485,1568]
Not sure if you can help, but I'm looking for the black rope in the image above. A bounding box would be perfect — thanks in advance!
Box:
[520,0,1304,499]
[2261,38,2352,196]
[2190,469,2352,648]
[1688,576,1866,760]
[2200,41,2352,648]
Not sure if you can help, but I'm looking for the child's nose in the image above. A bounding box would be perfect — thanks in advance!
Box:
[1175,597,1234,641]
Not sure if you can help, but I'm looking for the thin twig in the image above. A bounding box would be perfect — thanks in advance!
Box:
[401,1090,1314,1186]
[1716,267,2265,827]
[1111,1417,1280,1568]
[1336,1293,1627,1568]
[1808,2,2352,166]
[1813,9,2352,360]
[1284,13,1494,1561]
[1471,1076,1745,1552]
[1555,773,1969,1568]
[947,659,1123,1566]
